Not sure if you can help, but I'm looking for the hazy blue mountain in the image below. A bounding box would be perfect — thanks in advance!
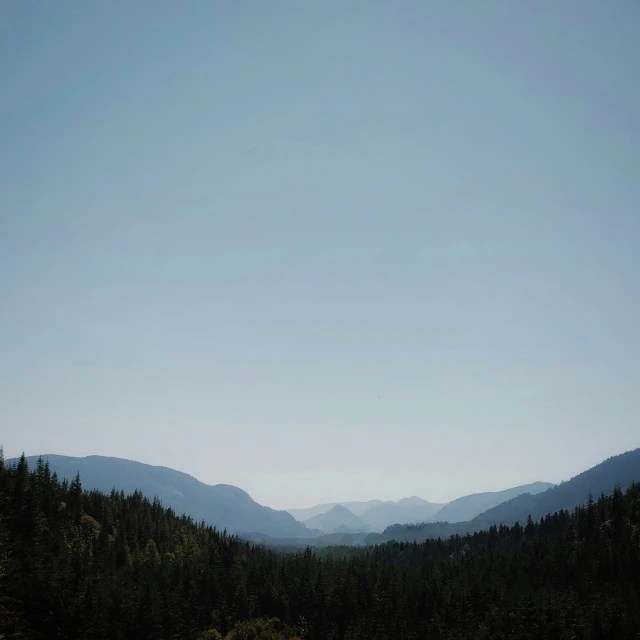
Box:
[471,448,640,526]
[287,499,383,521]
[359,498,445,532]
[244,530,371,550]
[429,482,554,523]
[397,495,435,508]
[290,497,443,530]
[303,504,368,534]
[10,455,318,538]
[373,448,640,544]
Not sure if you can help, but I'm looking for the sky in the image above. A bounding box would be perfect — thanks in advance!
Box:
[1,1,639,510]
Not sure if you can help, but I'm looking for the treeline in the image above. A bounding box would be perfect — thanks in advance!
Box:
[1,451,640,639]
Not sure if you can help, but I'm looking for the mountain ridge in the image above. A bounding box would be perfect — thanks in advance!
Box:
[471,448,640,526]
[8,454,319,539]
[303,504,367,533]
[372,448,640,544]
[287,482,555,533]
[288,498,445,530]
[287,500,383,520]
[9,449,638,546]
[428,481,554,523]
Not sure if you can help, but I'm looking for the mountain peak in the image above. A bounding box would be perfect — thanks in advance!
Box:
[303,504,366,534]
[329,504,354,514]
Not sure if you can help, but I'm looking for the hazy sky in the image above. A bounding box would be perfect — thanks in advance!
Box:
[1,1,639,510]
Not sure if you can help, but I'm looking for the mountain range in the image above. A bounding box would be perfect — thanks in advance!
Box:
[295,497,445,533]
[289,484,552,534]
[10,455,319,539]
[10,454,549,538]
[8,448,639,546]
[378,448,640,543]
[348,497,444,532]
[287,500,384,520]
[471,448,640,527]
[428,481,554,523]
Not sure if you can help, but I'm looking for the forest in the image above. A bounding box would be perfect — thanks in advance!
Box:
[1,451,639,639]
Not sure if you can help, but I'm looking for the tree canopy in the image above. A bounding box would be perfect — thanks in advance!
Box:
[1,454,639,638]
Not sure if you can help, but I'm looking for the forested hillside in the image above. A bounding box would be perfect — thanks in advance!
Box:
[472,448,640,526]
[378,448,640,544]
[11,455,314,539]
[1,451,640,639]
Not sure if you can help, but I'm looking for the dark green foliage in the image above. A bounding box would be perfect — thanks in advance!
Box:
[1,456,640,639]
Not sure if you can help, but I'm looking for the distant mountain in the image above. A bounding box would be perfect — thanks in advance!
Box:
[10,455,318,539]
[287,500,383,521]
[429,482,554,523]
[374,448,640,544]
[397,495,433,508]
[471,448,640,527]
[359,499,445,532]
[303,505,368,534]
[289,497,444,533]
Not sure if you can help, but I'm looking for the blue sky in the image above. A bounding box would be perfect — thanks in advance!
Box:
[1,1,639,509]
